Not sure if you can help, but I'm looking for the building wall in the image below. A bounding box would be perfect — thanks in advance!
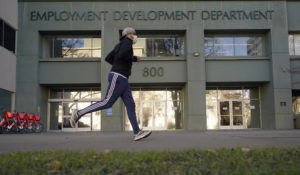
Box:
[0,0,17,113]
[16,0,297,131]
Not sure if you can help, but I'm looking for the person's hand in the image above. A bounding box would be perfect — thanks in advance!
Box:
[136,56,141,62]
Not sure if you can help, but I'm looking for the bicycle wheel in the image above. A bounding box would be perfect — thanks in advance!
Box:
[33,123,43,133]
[25,125,34,133]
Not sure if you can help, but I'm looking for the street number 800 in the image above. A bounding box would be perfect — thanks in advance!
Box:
[142,67,164,77]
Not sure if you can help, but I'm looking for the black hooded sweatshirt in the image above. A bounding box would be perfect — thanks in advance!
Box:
[105,36,137,78]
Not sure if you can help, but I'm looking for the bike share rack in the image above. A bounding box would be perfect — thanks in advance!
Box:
[0,110,43,134]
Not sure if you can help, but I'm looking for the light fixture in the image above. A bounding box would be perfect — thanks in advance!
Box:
[193,52,200,57]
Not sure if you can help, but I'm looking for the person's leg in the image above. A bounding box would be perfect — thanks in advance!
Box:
[77,73,126,118]
[121,82,141,134]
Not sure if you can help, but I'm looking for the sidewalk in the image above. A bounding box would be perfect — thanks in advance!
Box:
[0,130,300,153]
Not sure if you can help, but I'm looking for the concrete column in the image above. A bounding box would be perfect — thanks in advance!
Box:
[185,24,207,130]
[100,22,124,131]
[261,2,293,129]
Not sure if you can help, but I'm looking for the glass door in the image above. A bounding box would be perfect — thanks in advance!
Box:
[219,101,230,129]
[62,101,76,131]
[154,101,167,130]
[49,100,101,132]
[232,101,244,129]
[140,101,167,130]
[218,100,245,129]
[141,101,153,130]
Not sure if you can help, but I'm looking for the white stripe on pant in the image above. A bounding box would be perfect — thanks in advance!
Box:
[77,73,118,116]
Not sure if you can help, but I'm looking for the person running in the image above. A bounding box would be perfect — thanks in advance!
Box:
[69,27,152,141]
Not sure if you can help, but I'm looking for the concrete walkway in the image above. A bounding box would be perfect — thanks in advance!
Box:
[0,130,300,153]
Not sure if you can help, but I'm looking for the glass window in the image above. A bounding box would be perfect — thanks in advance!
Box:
[124,89,183,131]
[133,36,184,57]
[50,89,63,99]
[49,102,62,130]
[205,35,264,57]
[289,35,295,55]
[48,88,101,131]
[3,23,16,53]
[45,36,101,58]
[293,96,300,115]
[295,35,300,55]
[0,19,3,46]
[289,34,300,56]
[206,89,261,129]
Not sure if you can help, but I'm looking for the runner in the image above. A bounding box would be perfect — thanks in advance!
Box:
[69,27,152,141]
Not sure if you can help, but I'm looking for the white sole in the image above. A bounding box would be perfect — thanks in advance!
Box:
[134,131,152,141]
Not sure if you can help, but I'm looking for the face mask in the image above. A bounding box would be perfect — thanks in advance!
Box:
[133,35,138,44]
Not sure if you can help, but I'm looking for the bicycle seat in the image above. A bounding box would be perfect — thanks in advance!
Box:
[27,114,34,120]
[17,112,27,120]
[5,111,15,119]
[35,115,41,121]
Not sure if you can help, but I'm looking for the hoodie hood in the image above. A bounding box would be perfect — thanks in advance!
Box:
[120,35,133,42]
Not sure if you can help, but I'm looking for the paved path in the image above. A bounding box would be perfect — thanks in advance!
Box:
[0,130,300,153]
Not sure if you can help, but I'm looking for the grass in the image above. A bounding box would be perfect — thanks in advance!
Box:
[0,147,299,175]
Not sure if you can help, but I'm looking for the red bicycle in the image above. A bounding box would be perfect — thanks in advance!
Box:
[0,110,43,133]
[26,114,43,133]
[0,110,17,133]
[16,112,29,133]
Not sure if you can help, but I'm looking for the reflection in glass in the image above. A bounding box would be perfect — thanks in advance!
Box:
[47,37,101,58]
[50,89,63,99]
[232,101,243,126]
[142,102,153,128]
[92,110,101,131]
[205,37,234,56]
[293,96,300,115]
[62,102,76,128]
[205,36,264,57]
[295,35,300,55]
[91,91,101,98]
[140,91,166,101]
[133,36,184,57]
[49,102,62,130]
[289,35,295,55]
[78,115,91,128]
[80,91,92,99]
[124,89,183,130]
[219,90,244,100]
[154,102,166,128]
[167,100,183,129]
[64,90,80,99]
[49,89,101,131]
[73,38,92,58]
[206,89,261,129]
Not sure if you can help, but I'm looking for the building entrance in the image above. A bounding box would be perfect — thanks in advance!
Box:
[124,88,183,131]
[219,100,245,129]
[48,89,101,131]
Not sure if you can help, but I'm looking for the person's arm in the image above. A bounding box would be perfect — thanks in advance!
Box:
[105,50,115,65]
[117,40,135,62]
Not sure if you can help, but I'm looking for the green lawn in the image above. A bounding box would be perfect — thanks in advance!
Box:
[0,147,299,175]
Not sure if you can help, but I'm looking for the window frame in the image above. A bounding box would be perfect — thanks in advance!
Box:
[289,33,300,58]
[42,35,102,59]
[0,18,16,54]
[204,34,266,58]
[133,34,186,61]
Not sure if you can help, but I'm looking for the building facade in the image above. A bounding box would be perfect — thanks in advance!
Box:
[0,0,17,114]
[11,0,300,132]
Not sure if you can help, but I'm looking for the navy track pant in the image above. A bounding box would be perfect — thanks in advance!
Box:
[77,72,140,134]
